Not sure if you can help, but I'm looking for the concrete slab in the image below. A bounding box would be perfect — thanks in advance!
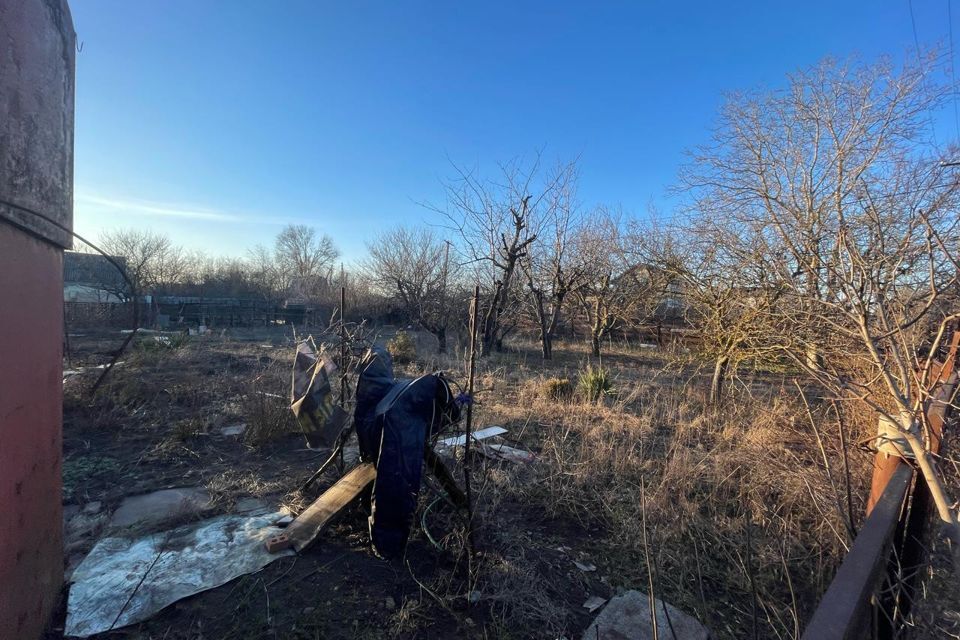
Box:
[234,497,269,513]
[110,488,212,528]
[581,590,709,640]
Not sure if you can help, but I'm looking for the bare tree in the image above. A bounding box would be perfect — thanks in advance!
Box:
[575,209,669,358]
[246,244,287,299]
[680,55,960,552]
[175,252,279,300]
[435,154,576,356]
[521,163,585,359]
[98,228,185,297]
[637,217,780,404]
[272,224,340,300]
[364,226,459,352]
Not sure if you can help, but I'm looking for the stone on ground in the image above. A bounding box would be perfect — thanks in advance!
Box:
[581,590,709,640]
[110,488,212,528]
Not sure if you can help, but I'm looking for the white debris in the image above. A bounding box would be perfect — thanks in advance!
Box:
[583,596,607,613]
[65,510,292,637]
[219,423,247,437]
[481,442,535,464]
[63,362,125,383]
[437,426,508,447]
[574,560,597,572]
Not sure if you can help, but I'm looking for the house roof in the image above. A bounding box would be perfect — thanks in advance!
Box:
[63,252,126,288]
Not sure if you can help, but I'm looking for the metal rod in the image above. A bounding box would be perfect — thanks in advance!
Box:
[464,285,480,576]
[339,283,347,404]
[338,278,346,473]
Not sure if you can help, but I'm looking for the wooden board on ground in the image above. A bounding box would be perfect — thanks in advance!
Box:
[265,463,376,553]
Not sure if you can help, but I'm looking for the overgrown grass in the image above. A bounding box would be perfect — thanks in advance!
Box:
[457,347,870,639]
[540,377,573,401]
[63,330,877,639]
[241,359,295,445]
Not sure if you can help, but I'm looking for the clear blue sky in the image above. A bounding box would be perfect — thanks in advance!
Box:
[71,1,956,262]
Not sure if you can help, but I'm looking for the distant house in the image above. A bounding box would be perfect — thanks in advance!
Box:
[63,251,127,302]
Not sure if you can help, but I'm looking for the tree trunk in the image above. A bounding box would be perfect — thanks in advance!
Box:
[710,354,730,405]
[591,296,603,357]
[480,305,497,357]
[437,327,447,354]
[539,312,551,360]
[805,345,823,371]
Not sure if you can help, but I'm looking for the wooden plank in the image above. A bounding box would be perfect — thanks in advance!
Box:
[265,463,376,553]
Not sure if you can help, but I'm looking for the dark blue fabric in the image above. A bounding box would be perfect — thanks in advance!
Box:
[353,347,460,558]
[368,375,438,557]
[353,347,395,461]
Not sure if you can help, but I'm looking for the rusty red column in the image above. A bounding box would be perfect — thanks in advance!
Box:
[0,1,76,638]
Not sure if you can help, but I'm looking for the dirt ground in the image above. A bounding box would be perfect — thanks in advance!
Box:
[49,325,956,639]
[54,328,628,640]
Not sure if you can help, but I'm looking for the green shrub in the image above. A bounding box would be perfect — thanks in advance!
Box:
[541,377,573,402]
[578,364,613,403]
[387,331,417,363]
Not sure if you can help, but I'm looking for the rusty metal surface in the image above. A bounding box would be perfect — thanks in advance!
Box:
[805,325,959,640]
[0,225,65,639]
[800,463,913,640]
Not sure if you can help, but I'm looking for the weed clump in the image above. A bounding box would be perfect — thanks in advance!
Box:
[241,362,293,445]
[387,331,417,363]
[577,364,613,402]
[541,377,573,401]
[136,333,188,353]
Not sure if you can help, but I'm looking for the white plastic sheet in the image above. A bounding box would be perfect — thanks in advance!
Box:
[65,510,292,637]
[436,425,508,447]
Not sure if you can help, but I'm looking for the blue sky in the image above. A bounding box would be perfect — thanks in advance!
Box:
[71,1,956,262]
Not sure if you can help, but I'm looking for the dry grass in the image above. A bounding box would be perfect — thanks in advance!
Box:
[63,330,882,639]
[437,340,873,640]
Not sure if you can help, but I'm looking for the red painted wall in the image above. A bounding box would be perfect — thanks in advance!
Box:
[0,223,64,639]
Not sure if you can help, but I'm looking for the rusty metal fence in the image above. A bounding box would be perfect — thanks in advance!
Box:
[802,328,959,639]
